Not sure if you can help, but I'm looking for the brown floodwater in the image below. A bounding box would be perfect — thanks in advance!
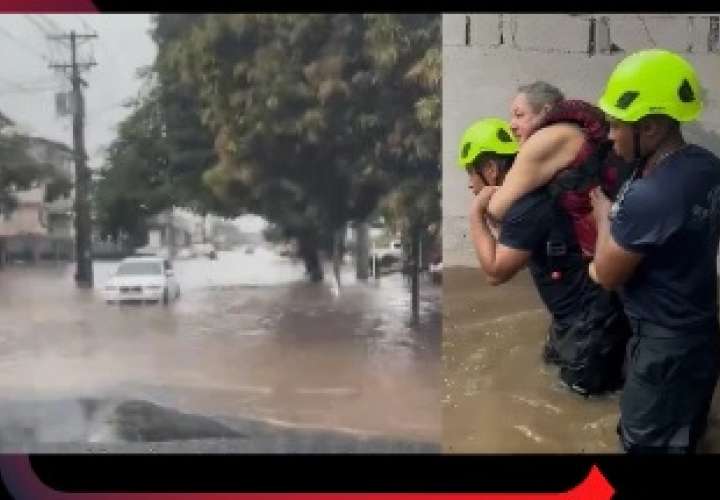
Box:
[0,247,441,451]
[443,265,720,453]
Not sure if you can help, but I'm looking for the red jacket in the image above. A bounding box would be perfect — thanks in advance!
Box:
[528,100,622,257]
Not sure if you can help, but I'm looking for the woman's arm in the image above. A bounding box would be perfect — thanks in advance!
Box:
[487,124,585,222]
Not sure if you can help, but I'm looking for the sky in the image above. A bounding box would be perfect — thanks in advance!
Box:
[0,14,156,170]
[0,14,266,232]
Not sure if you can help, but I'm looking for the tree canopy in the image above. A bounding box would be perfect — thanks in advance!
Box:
[95,14,440,281]
[0,132,72,217]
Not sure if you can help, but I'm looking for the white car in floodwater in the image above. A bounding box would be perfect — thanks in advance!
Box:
[103,257,181,305]
[371,239,403,266]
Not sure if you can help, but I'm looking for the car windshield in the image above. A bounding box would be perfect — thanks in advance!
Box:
[116,262,163,276]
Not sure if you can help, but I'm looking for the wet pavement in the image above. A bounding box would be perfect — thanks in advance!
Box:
[0,398,435,453]
[0,247,441,452]
[443,265,720,454]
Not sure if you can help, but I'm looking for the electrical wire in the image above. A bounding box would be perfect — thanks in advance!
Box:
[36,14,64,34]
[0,24,50,62]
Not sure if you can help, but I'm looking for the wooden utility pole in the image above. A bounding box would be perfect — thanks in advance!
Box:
[49,30,97,288]
[355,222,370,280]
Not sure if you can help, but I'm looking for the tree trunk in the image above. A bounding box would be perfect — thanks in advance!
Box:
[0,238,5,269]
[332,226,345,288]
[166,208,176,260]
[410,228,420,324]
[355,221,370,281]
[298,235,323,282]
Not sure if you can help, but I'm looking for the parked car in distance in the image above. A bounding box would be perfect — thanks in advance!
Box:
[371,239,403,267]
[277,242,294,257]
[193,243,217,260]
[176,247,196,259]
[103,257,181,305]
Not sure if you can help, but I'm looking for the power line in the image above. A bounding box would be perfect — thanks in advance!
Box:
[0,25,50,63]
[0,82,57,92]
[36,14,73,68]
[37,14,64,34]
[75,16,119,70]
[0,73,59,87]
[24,15,53,36]
[0,87,58,97]
[24,15,61,64]
[75,15,95,35]
[0,75,59,93]
[27,16,72,69]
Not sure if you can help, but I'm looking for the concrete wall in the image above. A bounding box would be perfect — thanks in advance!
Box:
[0,200,47,237]
[4,235,73,262]
[443,14,720,266]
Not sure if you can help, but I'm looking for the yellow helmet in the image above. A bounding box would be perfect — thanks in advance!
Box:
[457,118,519,169]
[598,49,702,123]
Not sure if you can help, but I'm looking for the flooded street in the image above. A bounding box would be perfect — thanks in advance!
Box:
[443,266,720,453]
[0,247,441,452]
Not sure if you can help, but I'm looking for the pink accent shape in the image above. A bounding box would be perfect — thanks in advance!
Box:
[0,1,97,13]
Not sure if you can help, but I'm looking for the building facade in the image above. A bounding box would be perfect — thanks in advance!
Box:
[443,14,720,266]
[0,118,75,263]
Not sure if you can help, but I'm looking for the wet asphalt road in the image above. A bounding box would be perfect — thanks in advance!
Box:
[0,247,441,453]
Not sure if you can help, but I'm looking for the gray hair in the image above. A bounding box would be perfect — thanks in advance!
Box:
[517,81,565,113]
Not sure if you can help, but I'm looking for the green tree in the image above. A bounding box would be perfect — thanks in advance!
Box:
[0,133,71,217]
[158,14,440,282]
[152,14,232,220]
[95,15,235,248]
[93,90,169,246]
[96,14,441,292]
[362,14,441,318]
[93,84,237,248]
[363,14,441,238]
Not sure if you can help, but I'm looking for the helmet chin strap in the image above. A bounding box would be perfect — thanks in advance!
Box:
[633,126,642,163]
[614,122,673,200]
[632,121,679,176]
[628,125,648,181]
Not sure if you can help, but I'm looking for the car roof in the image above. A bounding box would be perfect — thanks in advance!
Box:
[121,257,165,263]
